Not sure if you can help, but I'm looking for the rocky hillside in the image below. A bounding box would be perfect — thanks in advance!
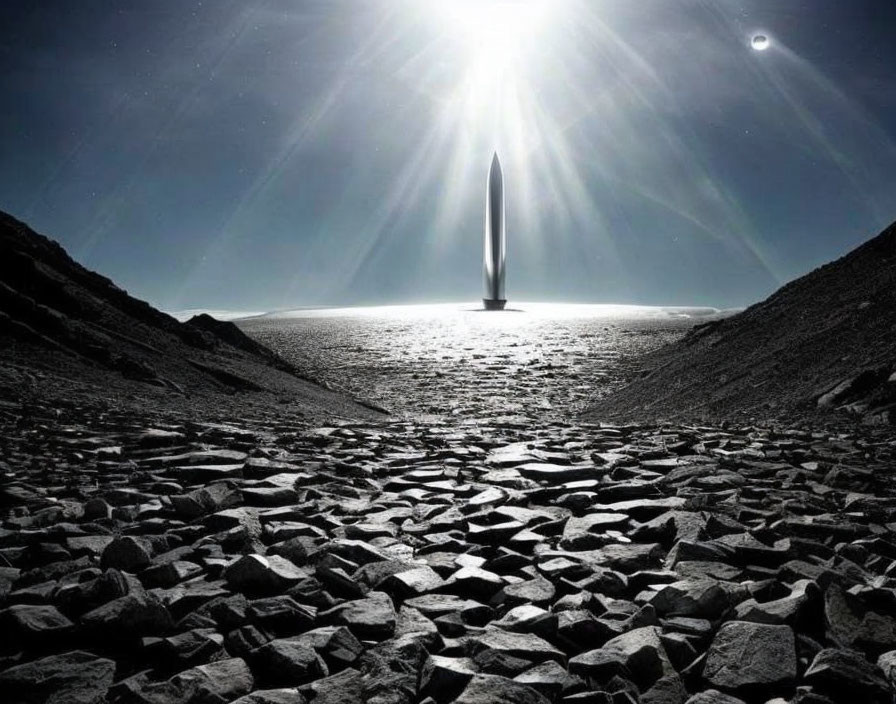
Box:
[586,219,896,426]
[0,210,382,420]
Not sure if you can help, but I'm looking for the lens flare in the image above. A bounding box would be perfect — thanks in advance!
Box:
[752,34,770,51]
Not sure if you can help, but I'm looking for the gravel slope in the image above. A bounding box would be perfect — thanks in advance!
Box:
[585,219,896,427]
[0,210,383,422]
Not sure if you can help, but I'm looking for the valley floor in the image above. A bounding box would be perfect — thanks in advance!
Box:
[1,305,895,703]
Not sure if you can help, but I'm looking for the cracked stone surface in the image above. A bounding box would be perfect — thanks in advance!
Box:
[2,307,896,703]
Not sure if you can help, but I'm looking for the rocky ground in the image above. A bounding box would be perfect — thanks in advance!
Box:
[5,182,896,704]
[239,305,707,420]
[3,312,896,703]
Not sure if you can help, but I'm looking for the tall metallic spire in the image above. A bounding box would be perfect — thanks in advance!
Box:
[483,152,506,310]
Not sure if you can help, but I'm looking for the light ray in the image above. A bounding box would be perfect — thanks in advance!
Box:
[175,4,405,307]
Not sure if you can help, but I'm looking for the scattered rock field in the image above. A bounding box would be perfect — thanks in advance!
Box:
[3,399,896,704]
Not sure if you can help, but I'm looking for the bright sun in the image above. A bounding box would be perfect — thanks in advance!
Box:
[432,0,552,81]
[406,0,589,252]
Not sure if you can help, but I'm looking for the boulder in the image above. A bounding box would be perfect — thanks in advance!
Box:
[824,584,896,656]
[455,674,551,704]
[100,536,152,572]
[492,604,557,638]
[394,605,441,650]
[441,567,505,601]
[382,566,444,599]
[649,578,742,619]
[601,626,676,692]
[732,579,819,627]
[252,638,329,685]
[141,560,203,588]
[642,674,689,704]
[703,621,796,695]
[291,626,364,671]
[420,655,477,702]
[357,635,427,704]
[80,591,173,638]
[0,604,74,643]
[492,577,555,608]
[299,669,363,704]
[224,554,306,595]
[803,648,889,703]
[513,660,582,699]
[169,657,254,702]
[467,629,565,666]
[561,513,629,550]
[247,595,317,636]
[0,650,116,704]
[878,649,896,689]
[322,591,396,640]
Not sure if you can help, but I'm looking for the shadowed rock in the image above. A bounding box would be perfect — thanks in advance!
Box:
[0,209,385,420]
[585,218,896,425]
[0,650,116,704]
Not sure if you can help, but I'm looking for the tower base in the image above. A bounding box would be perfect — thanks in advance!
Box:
[483,299,507,311]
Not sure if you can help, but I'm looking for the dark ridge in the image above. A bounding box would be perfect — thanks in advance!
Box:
[0,211,184,336]
[185,313,298,375]
[0,209,384,419]
[585,218,896,426]
[186,359,265,392]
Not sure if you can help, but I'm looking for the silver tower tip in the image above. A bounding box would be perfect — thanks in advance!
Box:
[483,151,506,311]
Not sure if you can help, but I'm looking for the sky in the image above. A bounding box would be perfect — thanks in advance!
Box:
[2,0,896,312]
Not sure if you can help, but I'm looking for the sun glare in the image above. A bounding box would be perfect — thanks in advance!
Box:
[390,0,628,284]
[434,0,551,81]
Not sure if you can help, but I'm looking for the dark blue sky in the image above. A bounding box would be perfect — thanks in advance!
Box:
[2,0,896,311]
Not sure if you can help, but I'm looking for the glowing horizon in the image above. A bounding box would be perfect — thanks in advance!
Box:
[168,300,738,324]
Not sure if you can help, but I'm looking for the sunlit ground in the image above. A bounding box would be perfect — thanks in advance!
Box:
[256,301,724,321]
[239,302,729,419]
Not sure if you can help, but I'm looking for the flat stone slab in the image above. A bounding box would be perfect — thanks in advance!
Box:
[515,463,602,483]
